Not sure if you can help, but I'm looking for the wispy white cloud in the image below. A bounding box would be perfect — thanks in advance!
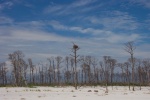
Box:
[20,21,45,26]
[0,0,29,12]
[8,44,33,47]
[144,15,150,30]
[49,20,140,43]
[0,20,74,46]
[49,20,109,35]
[44,0,100,15]
[0,16,14,24]
[87,11,139,30]
[49,20,68,30]
[0,27,69,42]
[92,33,140,44]
[70,27,107,35]
[105,34,139,43]
[130,0,150,8]
[135,43,150,59]
[0,1,14,11]
[70,0,97,7]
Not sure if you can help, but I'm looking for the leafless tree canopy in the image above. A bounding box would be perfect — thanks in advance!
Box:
[124,41,136,91]
[124,41,136,55]
[0,42,149,92]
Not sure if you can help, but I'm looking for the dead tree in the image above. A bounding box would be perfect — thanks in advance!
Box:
[91,57,98,84]
[99,61,105,83]
[55,56,63,85]
[39,64,44,85]
[136,59,142,90]
[71,42,79,90]
[124,62,131,90]
[8,50,26,86]
[70,57,74,85]
[142,59,150,85]
[0,62,8,85]
[108,58,116,90]
[47,58,54,85]
[124,41,136,91]
[64,56,71,84]
[117,63,125,83]
[85,56,92,84]
[47,57,56,85]
[28,58,35,84]
[20,59,28,86]
[80,56,88,85]
[103,56,111,93]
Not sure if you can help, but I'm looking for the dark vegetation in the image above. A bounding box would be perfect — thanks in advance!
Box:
[0,42,150,92]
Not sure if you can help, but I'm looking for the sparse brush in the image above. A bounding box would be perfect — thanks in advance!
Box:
[73,95,76,97]
[94,90,98,92]
[88,90,92,92]
[20,98,26,100]
[37,89,41,92]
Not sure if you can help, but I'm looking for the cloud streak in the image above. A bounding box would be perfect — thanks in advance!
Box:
[49,20,109,35]
[49,20,140,43]
[86,11,139,31]
[44,0,100,15]
[0,1,13,11]
[0,16,13,24]
[0,26,70,43]
[130,0,150,8]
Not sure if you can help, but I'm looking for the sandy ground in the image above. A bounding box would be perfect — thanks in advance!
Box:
[0,86,150,100]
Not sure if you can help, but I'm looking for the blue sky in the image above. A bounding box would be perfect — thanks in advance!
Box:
[0,0,150,62]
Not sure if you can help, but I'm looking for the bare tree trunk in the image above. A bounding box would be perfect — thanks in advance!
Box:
[65,56,70,84]
[55,56,63,86]
[124,62,131,90]
[0,63,8,86]
[28,58,35,85]
[124,41,136,91]
[71,43,79,90]
[103,56,111,93]
[131,54,135,91]
[91,57,98,84]
[9,51,26,87]
[70,58,74,85]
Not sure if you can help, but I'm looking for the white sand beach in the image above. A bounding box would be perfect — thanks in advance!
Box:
[0,86,150,100]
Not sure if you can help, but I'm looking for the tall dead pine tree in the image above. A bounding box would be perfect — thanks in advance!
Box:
[8,50,27,86]
[71,43,79,90]
[124,41,136,91]
[103,56,111,93]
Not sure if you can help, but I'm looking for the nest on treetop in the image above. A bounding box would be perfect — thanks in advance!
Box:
[73,44,78,49]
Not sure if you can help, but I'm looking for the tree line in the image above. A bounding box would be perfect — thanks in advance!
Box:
[0,42,150,92]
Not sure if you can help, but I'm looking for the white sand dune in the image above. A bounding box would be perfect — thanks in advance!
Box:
[0,86,150,100]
